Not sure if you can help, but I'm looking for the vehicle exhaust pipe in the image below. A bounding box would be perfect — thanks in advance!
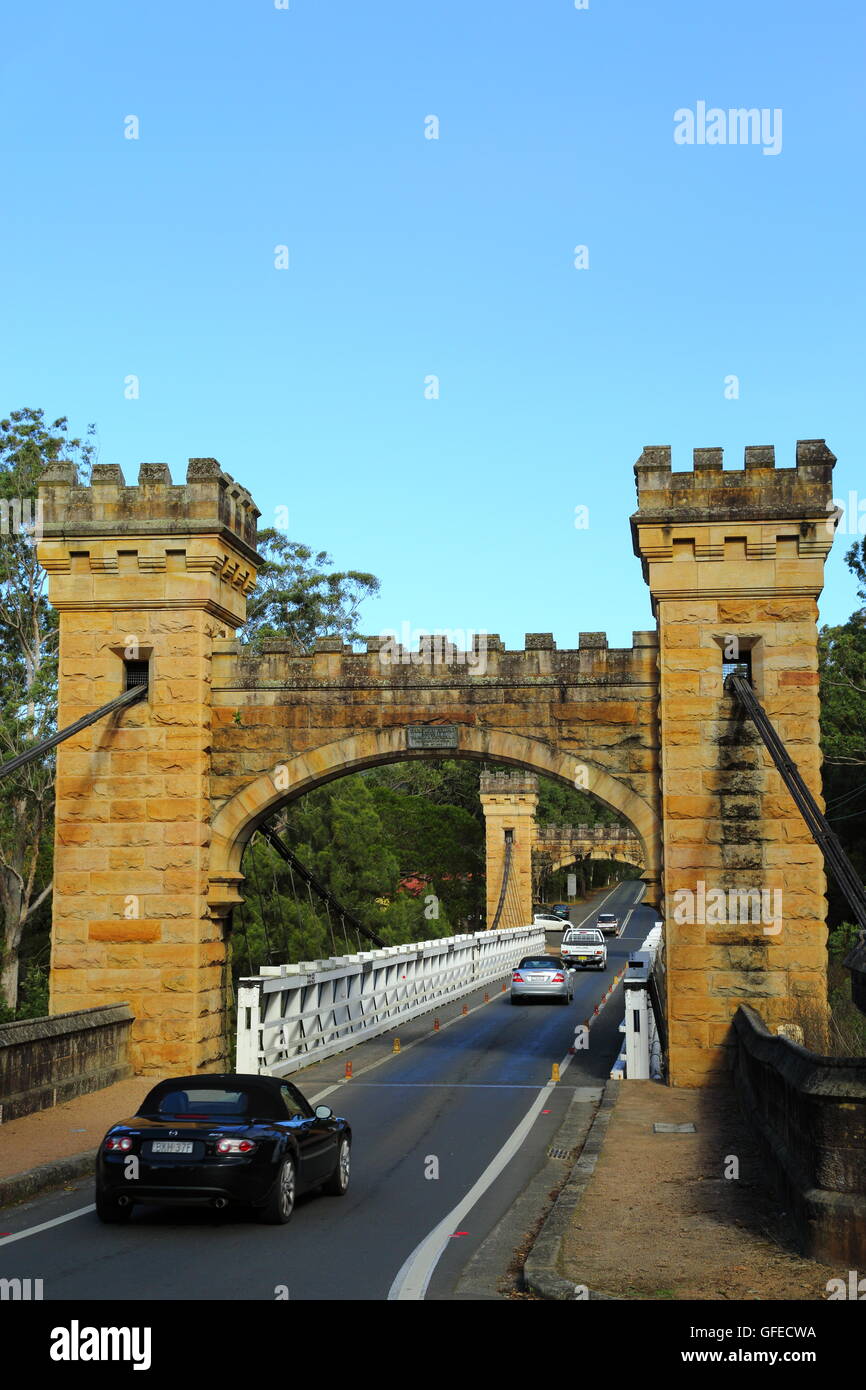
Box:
[117,1195,130,1207]
[212,1197,228,1209]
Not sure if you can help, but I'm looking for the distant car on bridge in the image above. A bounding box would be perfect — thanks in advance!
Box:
[533,911,568,929]
[595,912,620,937]
[95,1073,351,1226]
[551,903,571,920]
[511,955,575,1005]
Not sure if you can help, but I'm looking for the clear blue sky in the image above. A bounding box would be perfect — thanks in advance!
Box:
[2,0,864,648]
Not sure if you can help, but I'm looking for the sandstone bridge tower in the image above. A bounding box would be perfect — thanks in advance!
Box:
[38,460,259,1074]
[632,442,837,1085]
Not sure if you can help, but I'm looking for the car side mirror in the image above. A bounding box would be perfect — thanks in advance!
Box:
[314,1105,333,1120]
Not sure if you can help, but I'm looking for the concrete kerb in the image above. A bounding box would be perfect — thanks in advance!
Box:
[523,1083,621,1300]
[0,1149,96,1210]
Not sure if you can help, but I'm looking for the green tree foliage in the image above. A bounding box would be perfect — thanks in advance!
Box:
[819,539,866,768]
[240,530,380,649]
[0,408,95,1010]
[233,757,631,974]
[536,778,623,827]
[819,538,866,930]
[366,781,483,928]
[231,776,457,979]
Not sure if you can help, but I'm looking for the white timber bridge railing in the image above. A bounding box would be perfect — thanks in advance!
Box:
[236,923,546,1077]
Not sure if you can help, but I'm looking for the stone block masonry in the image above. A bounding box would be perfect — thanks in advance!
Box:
[38,460,260,1074]
[632,442,837,1085]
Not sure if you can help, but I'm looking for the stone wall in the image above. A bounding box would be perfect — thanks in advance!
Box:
[0,1004,134,1122]
[732,1004,866,1264]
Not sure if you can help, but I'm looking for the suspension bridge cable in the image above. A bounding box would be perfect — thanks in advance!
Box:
[255,823,386,948]
[0,682,148,782]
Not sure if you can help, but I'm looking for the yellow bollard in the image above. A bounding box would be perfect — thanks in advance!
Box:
[392,1037,401,1054]
[345,1061,352,1079]
[551,1063,560,1083]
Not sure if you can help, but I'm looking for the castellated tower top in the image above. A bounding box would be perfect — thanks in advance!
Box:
[631,440,836,526]
[630,440,838,598]
[38,457,260,565]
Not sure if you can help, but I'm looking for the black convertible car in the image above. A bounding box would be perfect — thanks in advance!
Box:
[95,1073,351,1225]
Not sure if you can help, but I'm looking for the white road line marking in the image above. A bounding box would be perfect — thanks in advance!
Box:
[387,1039,582,1301]
[620,909,634,935]
[0,1204,95,1247]
[325,1082,556,1089]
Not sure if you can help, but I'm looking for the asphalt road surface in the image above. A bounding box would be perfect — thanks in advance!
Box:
[0,880,657,1302]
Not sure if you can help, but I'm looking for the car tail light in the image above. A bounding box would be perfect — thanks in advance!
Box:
[512,972,524,982]
[104,1136,133,1151]
[551,972,566,982]
[216,1138,257,1155]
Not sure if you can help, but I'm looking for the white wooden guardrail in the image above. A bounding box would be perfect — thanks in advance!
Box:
[610,923,663,1081]
[236,923,546,1077]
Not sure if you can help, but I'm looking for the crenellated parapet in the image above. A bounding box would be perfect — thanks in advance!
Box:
[215,629,660,689]
[631,441,837,602]
[533,821,645,870]
[535,824,641,845]
[38,459,261,627]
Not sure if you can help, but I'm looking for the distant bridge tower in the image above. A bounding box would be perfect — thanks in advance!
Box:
[479,771,538,928]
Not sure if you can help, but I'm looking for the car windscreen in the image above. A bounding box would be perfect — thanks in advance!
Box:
[518,957,562,968]
[565,933,603,945]
[147,1088,251,1117]
[597,915,616,922]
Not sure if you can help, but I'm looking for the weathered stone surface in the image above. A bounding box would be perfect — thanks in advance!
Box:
[633,443,835,1082]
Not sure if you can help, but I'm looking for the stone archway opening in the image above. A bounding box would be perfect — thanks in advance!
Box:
[208,730,661,939]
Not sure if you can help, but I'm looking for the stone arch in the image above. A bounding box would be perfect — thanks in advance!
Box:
[207,726,661,919]
[546,839,647,874]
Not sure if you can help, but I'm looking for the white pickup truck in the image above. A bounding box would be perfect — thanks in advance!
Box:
[561,926,607,971]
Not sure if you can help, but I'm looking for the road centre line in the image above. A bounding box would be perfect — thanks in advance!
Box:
[0,1203,95,1247]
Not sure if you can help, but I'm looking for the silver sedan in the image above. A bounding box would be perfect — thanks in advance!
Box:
[510,955,574,1005]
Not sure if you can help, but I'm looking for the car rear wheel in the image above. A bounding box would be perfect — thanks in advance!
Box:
[322,1138,351,1196]
[259,1154,296,1224]
[95,1189,133,1224]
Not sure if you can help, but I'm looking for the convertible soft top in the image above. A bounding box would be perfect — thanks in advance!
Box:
[137,1072,293,1121]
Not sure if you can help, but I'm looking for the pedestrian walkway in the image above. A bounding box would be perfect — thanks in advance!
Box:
[0,1076,166,1184]
[557,1080,841,1300]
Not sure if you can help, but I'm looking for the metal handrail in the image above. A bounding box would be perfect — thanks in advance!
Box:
[0,683,149,782]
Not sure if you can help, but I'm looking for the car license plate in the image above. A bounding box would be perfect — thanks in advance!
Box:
[528,973,545,981]
[151,1141,194,1154]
